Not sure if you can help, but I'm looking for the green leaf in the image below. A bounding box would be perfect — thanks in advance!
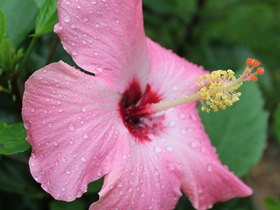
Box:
[0,155,44,198]
[264,197,280,210]
[34,0,58,37]
[200,80,268,177]
[33,0,47,8]
[86,178,103,194]
[0,0,38,48]
[49,199,86,210]
[273,103,280,144]
[0,9,6,40]
[0,121,30,155]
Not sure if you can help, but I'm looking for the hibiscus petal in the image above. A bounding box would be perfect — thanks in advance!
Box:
[162,105,252,210]
[54,0,149,93]
[145,38,206,100]
[89,140,182,210]
[22,61,130,201]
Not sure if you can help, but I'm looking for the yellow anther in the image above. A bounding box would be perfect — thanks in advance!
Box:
[197,69,243,112]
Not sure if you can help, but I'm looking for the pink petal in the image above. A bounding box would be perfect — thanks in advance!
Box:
[162,105,252,210]
[89,140,182,209]
[54,0,149,93]
[143,39,251,208]
[22,61,130,201]
[146,38,207,100]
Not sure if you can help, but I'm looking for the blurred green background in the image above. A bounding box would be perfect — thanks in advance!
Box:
[0,0,279,209]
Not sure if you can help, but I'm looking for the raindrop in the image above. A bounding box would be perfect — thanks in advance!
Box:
[123,155,127,159]
[190,141,197,149]
[169,121,175,127]
[77,190,83,197]
[153,146,162,153]
[166,146,173,151]
[24,121,30,129]
[200,147,206,153]
[115,19,119,23]
[65,168,71,174]
[95,23,100,27]
[71,24,76,28]
[167,161,175,171]
[96,67,103,73]
[154,169,159,176]
[64,15,71,22]
[57,100,61,104]
[55,160,59,166]
[62,186,67,191]
[62,157,67,163]
[141,192,145,197]
[48,122,53,128]
[82,133,88,139]
[97,167,102,176]
[207,164,213,172]
[81,106,87,112]
[72,50,78,56]
[91,0,96,4]
[68,123,75,131]
[117,181,123,187]
[129,179,134,185]
[81,156,87,162]
[47,180,51,185]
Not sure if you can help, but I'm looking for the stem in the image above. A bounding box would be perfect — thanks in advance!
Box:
[45,35,59,65]
[16,37,39,77]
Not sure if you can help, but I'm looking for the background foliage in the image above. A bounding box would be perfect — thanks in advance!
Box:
[0,0,279,209]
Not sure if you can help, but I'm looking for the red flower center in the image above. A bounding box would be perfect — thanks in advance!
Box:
[120,81,164,141]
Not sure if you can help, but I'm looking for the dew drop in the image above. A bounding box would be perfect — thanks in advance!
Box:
[65,168,71,174]
[190,141,197,149]
[56,100,61,104]
[97,167,103,176]
[200,147,206,153]
[153,146,162,153]
[62,186,67,191]
[47,180,51,185]
[64,15,71,22]
[167,161,175,171]
[96,67,103,73]
[166,146,173,151]
[70,24,76,28]
[67,123,75,132]
[117,181,123,187]
[207,164,213,172]
[81,106,87,112]
[115,19,119,23]
[81,156,87,162]
[95,23,100,27]
[154,169,159,176]
[141,192,145,197]
[83,133,88,139]
[72,50,78,56]
[48,122,53,128]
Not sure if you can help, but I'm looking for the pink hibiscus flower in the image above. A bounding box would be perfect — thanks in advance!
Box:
[22,0,253,209]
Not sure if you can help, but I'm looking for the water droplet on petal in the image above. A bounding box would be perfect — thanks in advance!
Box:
[154,169,159,176]
[141,192,145,197]
[81,156,87,162]
[83,133,88,139]
[117,181,123,187]
[68,123,75,131]
[207,164,213,172]
[167,161,175,171]
[64,15,71,22]
[166,146,173,151]
[72,50,78,56]
[62,186,67,191]
[190,141,197,149]
[65,168,71,174]
[154,146,162,153]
